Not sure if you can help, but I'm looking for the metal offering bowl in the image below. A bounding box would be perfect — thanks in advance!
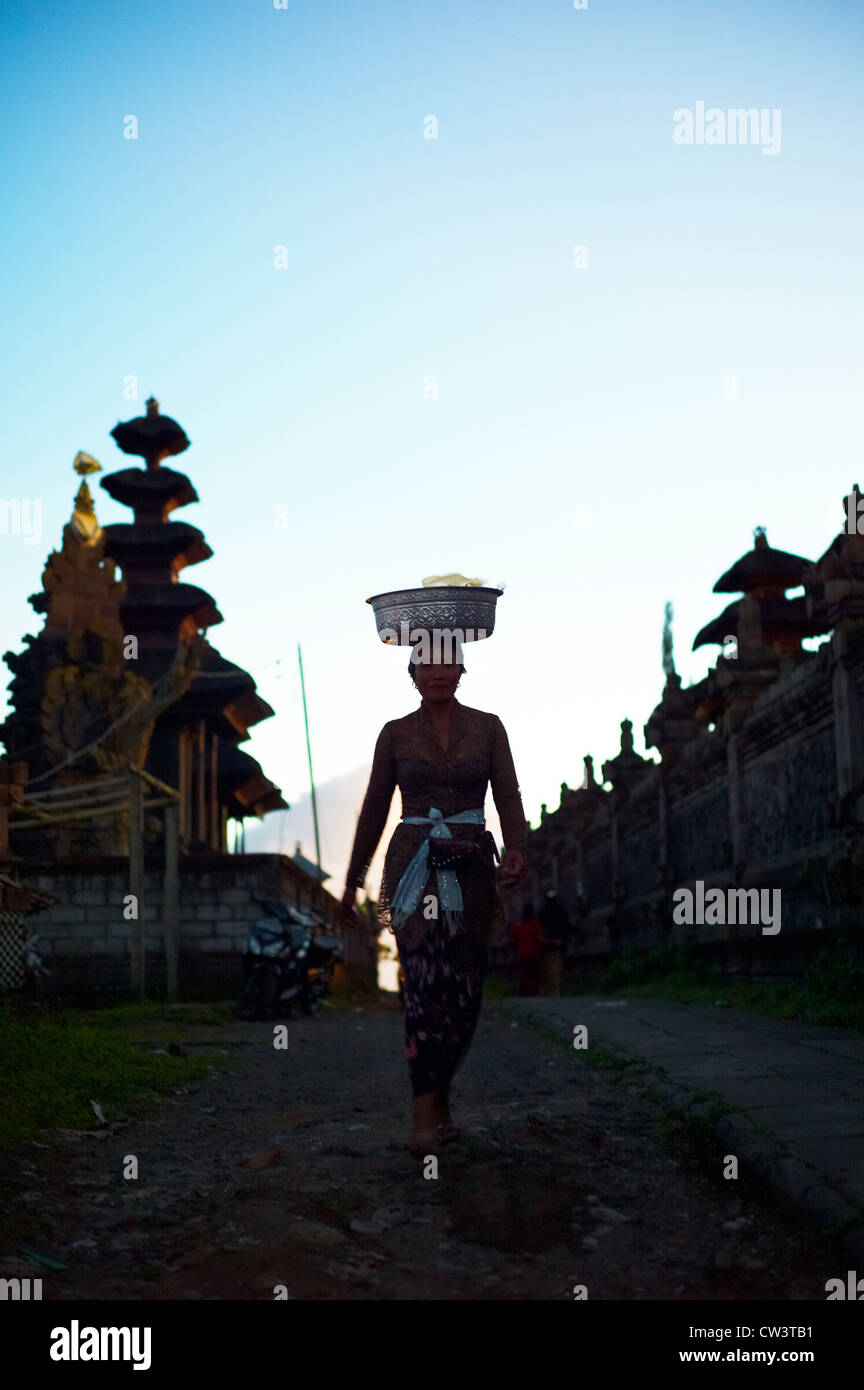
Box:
[367,586,503,644]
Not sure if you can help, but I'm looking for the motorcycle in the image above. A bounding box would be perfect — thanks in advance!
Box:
[235,897,342,1021]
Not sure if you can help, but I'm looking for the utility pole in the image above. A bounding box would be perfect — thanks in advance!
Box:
[298,643,321,875]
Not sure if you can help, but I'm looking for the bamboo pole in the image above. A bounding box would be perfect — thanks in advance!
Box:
[178,730,189,844]
[24,777,126,803]
[18,798,120,816]
[134,766,182,801]
[210,732,219,851]
[129,768,145,999]
[10,796,170,831]
[197,720,206,850]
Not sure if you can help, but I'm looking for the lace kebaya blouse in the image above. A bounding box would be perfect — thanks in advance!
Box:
[344,699,527,950]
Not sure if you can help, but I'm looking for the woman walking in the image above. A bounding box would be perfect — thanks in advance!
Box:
[341,648,526,1157]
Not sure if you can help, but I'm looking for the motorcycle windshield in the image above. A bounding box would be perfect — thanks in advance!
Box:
[250,919,287,949]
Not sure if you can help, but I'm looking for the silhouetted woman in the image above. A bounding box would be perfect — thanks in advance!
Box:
[341,650,526,1156]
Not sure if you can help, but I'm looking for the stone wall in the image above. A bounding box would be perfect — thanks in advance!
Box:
[501,627,864,979]
[16,852,355,1004]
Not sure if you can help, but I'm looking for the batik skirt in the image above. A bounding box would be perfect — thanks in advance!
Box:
[395,910,489,1097]
[382,823,502,1097]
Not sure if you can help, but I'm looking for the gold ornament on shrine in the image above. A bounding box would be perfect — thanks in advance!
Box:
[70,451,103,545]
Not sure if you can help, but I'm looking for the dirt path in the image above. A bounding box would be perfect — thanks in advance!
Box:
[0,999,842,1300]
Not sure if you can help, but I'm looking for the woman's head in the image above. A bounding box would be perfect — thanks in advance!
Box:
[408,646,465,700]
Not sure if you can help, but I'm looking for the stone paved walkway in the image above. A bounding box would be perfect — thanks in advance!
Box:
[502,995,864,1261]
[0,999,847,1299]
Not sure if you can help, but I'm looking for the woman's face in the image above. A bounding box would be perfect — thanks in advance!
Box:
[412,659,462,702]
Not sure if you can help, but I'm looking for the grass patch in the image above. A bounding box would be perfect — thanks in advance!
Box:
[583,1046,646,1076]
[0,999,229,1151]
[489,1002,574,1054]
[566,942,864,1034]
[75,999,234,1034]
[320,993,360,1013]
[650,1093,738,1150]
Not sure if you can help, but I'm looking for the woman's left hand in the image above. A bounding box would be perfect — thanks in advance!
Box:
[498,849,527,884]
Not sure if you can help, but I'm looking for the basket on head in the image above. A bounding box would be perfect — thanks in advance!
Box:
[366,585,503,646]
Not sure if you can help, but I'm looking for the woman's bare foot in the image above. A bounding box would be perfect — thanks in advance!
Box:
[432,1087,459,1142]
[407,1130,445,1158]
[408,1092,444,1155]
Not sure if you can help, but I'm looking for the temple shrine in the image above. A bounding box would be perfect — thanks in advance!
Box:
[0,400,376,1002]
[2,398,286,857]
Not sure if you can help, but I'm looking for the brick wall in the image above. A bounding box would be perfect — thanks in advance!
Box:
[17,853,348,1004]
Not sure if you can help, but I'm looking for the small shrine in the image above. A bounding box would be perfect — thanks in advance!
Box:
[806,485,864,634]
[695,526,821,660]
[706,527,826,730]
[1,454,163,856]
[644,528,829,752]
[645,601,703,761]
[602,718,650,795]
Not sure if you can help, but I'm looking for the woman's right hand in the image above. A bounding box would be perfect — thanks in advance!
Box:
[340,886,360,930]
[498,849,527,885]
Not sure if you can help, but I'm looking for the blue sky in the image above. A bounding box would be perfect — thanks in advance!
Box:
[1,0,862,891]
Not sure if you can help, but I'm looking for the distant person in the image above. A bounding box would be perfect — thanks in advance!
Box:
[539,889,568,995]
[510,903,543,996]
[340,646,527,1158]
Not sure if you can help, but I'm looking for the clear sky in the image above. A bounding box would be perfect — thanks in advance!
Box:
[2,0,862,896]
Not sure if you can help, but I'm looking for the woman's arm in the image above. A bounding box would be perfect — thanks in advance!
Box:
[343,722,397,891]
[490,716,528,884]
[490,716,527,854]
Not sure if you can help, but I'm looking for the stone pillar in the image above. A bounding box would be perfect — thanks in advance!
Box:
[727,733,743,872]
[657,777,669,884]
[609,807,620,892]
[830,628,864,821]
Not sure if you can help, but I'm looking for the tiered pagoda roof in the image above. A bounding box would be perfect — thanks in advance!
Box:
[713,528,811,594]
[693,527,823,657]
[100,403,223,657]
[99,397,287,829]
